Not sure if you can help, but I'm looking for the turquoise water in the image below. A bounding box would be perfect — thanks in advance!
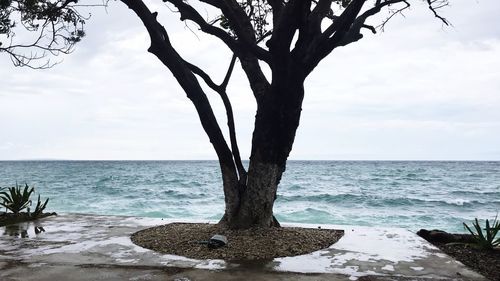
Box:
[1,161,499,232]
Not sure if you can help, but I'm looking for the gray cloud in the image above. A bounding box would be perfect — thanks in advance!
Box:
[1,0,499,160]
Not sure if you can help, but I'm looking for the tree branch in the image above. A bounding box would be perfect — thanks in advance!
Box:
[164,0,240,54]
[268,0,285,26]
[120,0,239,190]
[292,0,333,61]
[426,0,450,26]
[180,0,270,102]
[267,0,312,56]
[184,56,248,184]
[198,0,271,62]
[221,54,237,89]
[308,0,333,36]
[337,0,409,46]
[303,0,367,73]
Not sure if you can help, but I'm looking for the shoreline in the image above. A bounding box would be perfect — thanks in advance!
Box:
[1,210,476,234]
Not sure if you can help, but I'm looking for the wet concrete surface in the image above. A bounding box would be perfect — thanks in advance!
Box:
[0,214,487,281]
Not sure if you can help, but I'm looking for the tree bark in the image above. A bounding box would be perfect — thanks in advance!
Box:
[221,60,306,229]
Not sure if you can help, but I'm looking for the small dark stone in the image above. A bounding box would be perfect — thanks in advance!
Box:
[207,234,227,249]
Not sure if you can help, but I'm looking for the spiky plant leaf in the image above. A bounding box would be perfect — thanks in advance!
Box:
[0,183,34,214]
[464,216,500,250]
[32,194,49,218]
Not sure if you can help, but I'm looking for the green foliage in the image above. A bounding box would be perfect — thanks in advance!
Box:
[0,183,51,219]
[0,183,34,214]
[0,0,94,68]
[463,216,500,250]
[0,0,86,38]
[32,194,49,218]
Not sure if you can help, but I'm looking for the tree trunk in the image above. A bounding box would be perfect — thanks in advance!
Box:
[220,61,306,229]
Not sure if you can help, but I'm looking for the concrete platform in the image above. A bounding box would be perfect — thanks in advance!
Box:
[0,214,486,281]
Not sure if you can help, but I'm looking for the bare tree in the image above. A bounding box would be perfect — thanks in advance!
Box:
[2,0,449,229]
[117,0,448,229]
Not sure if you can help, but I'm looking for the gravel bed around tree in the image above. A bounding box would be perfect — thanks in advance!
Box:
[131,223,344,261]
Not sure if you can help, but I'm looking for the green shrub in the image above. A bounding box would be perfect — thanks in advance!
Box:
[463,216,500,250]
[31,194,49,218]
[0,184,34,214]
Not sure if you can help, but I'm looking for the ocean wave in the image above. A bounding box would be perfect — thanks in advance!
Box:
[407,197,472,206]
[180,181,203,187]
[278,193,490,207]
[277,193,365,204]
[94,176,114,185]
[162,178,183,184]
[395,177,433,182]
[450,190,500,196]
[371,197,485,207]
[158,189,207,199]
[284,184,303,190]
[466,173,486,178]
[279,208,333,223]
[443,198,471,206]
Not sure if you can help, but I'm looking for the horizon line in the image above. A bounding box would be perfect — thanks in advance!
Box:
[1,159,499,162]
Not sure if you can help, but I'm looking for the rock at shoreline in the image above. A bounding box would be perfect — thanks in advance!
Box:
[417,229,475,244]
[0,212,57,227]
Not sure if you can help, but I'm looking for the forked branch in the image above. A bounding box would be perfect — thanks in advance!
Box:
[302,0,449,73]
[164,0,240,55]
[120,0,239,189]
[185,56,248,184]
[196,0,271,62]
[165,0,270,101]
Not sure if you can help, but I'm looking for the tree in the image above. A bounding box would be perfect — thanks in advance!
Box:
[2,0,449,229]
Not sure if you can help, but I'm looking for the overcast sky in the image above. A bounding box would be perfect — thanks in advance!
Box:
[1,0,499,160]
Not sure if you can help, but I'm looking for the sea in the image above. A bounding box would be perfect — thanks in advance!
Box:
[1,161,499,233]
